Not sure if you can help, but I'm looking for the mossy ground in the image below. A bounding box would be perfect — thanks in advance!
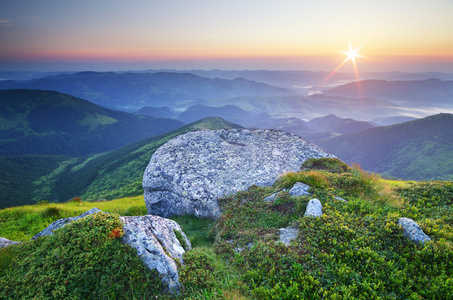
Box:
[1,159,452,299]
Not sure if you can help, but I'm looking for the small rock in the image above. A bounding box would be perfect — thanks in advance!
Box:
[279,227,299,246]
[263,189,287,202]
[334,196,347,202]
[31,207,102,240]
[0,237,21,249]
[398,217,431,245]
[289,182,311,197]
[304,199,323,217]
[264,193,278,202]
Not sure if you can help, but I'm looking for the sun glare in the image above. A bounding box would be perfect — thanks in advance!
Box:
[340,41,365,65]
[316,41,366,97]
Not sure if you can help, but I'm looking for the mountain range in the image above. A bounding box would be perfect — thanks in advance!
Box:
[317,113,453,180]
[0,72,295,111]
[3,70,451,124]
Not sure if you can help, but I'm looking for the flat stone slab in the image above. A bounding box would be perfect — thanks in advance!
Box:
[0,237,21,249]
[143,129,334,218]
[334,196,347,202]
[279,227,299,246]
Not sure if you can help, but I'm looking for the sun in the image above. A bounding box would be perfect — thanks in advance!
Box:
[315,40,367,97]
[340,41,365,65]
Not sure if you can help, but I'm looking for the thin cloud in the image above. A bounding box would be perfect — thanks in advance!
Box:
[0,19,12,27]
[25,16,40,21]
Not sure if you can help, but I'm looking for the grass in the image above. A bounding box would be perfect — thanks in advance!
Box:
[1,158,452,299]
[0,195,147,241]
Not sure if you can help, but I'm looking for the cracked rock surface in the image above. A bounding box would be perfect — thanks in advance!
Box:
[120,215,191,293]
[143,129,334,218]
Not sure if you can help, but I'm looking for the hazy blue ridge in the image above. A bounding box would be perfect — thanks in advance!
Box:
[317,113,453,180]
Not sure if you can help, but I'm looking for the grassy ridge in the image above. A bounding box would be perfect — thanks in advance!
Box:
[0,89,184,156]
[1,159,452,299]
[0,116,242,209]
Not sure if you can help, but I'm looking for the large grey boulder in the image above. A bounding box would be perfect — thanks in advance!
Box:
[143,129,334,218]
[31,207,102,240]
[398,217,431,245]
[0,237,21,249]
[120,215,191,293]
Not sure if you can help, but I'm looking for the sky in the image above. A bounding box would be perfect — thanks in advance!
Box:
[1,0,453,72]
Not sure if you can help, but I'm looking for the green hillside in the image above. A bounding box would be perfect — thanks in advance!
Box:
[0,89,184,156]
[317,113,453,180]
[0,117,242,209]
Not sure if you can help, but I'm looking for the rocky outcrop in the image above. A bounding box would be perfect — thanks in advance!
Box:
[0,237,21,249]
[304,199,323,217]
[120,215,191,293]
[31,208,190,293]
[32,207,102,240]
[143,129,334,218]
[398,217,431,245]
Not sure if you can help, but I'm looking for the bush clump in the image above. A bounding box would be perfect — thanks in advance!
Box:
[302,157,352,173]
[68,196,83,203]
[0,212,164,299]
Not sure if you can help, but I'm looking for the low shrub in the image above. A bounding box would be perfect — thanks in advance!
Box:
[41,206,61,218]
[302,157,352,173]
[68,196,83,203]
